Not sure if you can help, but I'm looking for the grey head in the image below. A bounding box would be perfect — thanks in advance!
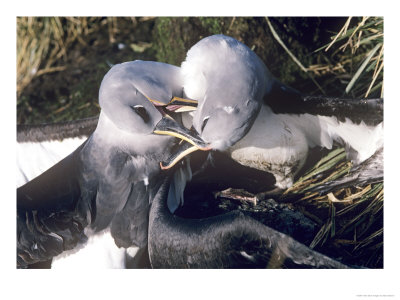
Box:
[181,34,273,151]
[96,60,207,157]
[99,61,176,135]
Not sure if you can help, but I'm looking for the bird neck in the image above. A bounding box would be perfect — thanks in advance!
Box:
[94,111,173,157]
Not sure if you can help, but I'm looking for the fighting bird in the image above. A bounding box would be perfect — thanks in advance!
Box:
[17,60,208,268]
[143,34,383,268]
[179,34,383,190]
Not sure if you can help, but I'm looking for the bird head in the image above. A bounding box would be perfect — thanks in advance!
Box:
[181,34,270,151]
[97,61,209,157]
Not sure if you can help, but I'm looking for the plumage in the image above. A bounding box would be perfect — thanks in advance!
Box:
[17,137,87,188]
[17,119,132,268]
[17,34,383,269]
[227,105,383,188]
[17,60,205,268]
[181,35,383,189]
[17,116,98,143]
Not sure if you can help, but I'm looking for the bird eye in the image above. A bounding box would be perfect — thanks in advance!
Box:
[131,105,150,123]
[201,116,210,133]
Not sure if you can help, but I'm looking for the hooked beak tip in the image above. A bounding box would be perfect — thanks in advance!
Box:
[199,146,212,151]
[160,161,170,170]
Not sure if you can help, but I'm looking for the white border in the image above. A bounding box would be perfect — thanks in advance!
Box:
[2,2,399,299]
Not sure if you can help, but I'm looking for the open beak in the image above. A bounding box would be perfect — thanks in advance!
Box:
[149,96,198,112]
[160,141,202,170]
[154,116,209,150]
[153,116,211,169]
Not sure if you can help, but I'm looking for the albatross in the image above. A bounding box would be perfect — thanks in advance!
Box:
[178,34,383,190]
[17,60,209,268]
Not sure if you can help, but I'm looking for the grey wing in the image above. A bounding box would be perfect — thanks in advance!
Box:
[89,150,137,231]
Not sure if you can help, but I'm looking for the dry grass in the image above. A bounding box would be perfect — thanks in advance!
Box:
[17,17,147,124]
[282,148,383,268]
[17,17,127,97]
[312,17,384,98]
[265,17,383,98]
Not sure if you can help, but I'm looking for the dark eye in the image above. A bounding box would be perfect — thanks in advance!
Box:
[131,105,150,123]
[201,116,210,133]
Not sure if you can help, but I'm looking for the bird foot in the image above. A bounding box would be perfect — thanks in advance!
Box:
[213,188,258,205]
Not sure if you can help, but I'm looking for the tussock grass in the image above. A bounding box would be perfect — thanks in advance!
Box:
[17,17,147,124]
[265,17,383,98]
[313,17,384,98]
[17,17,123,97]
[283,148,383,268]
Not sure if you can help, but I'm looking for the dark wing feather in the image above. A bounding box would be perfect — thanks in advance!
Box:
[17,116,98,143]
[308,147,383,194]
[17,141,95,268]
[264,80,383,126]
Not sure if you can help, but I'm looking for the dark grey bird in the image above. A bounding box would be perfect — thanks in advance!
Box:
[17,60,208,268]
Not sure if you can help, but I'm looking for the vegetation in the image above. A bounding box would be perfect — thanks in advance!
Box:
[314,17,383,98]
[283,148,383,268]
[17,17,383,124]
[17,17,155,124]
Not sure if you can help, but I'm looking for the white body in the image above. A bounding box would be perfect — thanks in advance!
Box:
[228,105,384,189]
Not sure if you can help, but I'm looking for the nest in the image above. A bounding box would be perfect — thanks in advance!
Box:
[181,148,383,268]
